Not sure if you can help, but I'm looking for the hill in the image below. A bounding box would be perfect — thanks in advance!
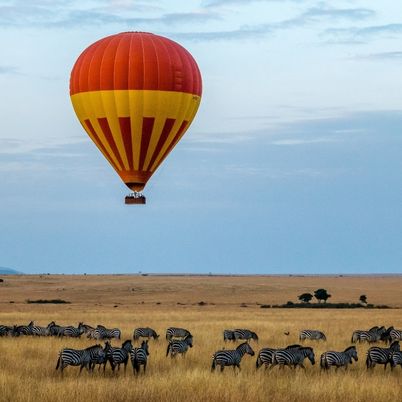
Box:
[0,266,22,275]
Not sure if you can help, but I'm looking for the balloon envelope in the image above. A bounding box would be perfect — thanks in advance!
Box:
[70,32,202,192]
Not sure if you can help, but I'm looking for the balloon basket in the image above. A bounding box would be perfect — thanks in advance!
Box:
[125,192,146,205]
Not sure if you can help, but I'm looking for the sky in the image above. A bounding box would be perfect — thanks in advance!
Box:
[0,0,401,274]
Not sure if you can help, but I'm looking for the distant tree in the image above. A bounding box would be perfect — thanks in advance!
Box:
[298,293,313,303]
[314,288,331,303]
[359,294,367,305]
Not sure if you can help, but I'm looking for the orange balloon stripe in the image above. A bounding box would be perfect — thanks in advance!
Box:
[118,117,134,171]
[84,119,121,172]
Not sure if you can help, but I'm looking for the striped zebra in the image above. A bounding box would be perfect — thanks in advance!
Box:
[320,346,358,370]
[223,330,236,342]
[211,342,255,372]
[55,344,106,374]
[351,326,385,343]
[133,327,159,341]
[272,346,315,369]
[0,325,14,337]
[106,340,133,371]
[90,325,121,340]
[15,321,34,336]
[166,334,193,358]
[31,321,55,336]
[299,329,326,341]
[60,322,85,338]
[390,351,402,370]
[366,341,400,370]
[131,340,150,374]
[165,327,191,341]
[256,344,302,369]
[390,328,402,343]
[234,329,258,342]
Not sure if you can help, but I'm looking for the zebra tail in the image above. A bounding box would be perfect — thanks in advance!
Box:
[320,354,327,370]
[133,358,140,373]
[211,357,216,372]
[366,354,371,369]
[56,355,61,370]
[256,356,262,369]
[166,343,171,357]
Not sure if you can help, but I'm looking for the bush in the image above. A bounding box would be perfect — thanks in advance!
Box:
[26,299,70,304]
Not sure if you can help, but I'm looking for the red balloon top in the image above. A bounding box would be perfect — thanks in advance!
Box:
[70,32,202,96]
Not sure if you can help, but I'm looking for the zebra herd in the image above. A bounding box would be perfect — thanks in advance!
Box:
[2,321,402,374]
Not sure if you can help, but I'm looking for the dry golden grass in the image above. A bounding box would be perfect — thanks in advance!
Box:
[0,275,401,402]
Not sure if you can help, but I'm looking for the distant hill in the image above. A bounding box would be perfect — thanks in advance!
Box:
[0,267,22,275]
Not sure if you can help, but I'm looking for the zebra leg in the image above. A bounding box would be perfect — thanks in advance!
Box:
[220,364,225,372]
[211,359,216,372]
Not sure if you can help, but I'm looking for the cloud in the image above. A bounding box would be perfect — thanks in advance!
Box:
[354,51,402,61]
[271,137,340,146]
[0,65,20,75]
[324,23,402,44]
[0,1,219,29]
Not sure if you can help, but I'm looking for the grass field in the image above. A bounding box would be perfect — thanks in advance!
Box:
[0,275,401,402]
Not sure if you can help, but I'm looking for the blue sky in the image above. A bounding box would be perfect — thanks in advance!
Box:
[0,0,401,274]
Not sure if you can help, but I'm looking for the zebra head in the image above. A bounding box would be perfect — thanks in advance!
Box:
[390,341,400,352]
[237,342,255,356]
[152,330,160,340]
[122,340,133,352]
[251,332,259,341]
[302,347,315,365]
[141,340,150,356]
[345,346,358,362]
[184,335,193,348]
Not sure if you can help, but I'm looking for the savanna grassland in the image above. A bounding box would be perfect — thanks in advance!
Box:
[0,275,401,402]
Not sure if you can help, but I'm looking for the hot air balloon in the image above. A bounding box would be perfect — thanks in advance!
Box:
[70,32,202,204]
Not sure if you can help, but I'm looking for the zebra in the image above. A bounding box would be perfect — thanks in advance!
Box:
[211,342,255,372]
[60,322,85,338]
[223,330,236,342]
[234,329,259,342]
[15,321,34,336]
[55,344,106,374]
[272,346,315,369]
[31,321,55,336]
[299,329,326,341]
[320,346,358,370]
[131,340,150,374]
[366,341,400,370]
[0,325,15,337]
[351,326,385,343]
[133,327,159,341]
[166,334,193,358]
[256,344,302,369]
[106,340,133,372]
[166,327,191,341]
[389,351,402,370]
[90,325,121,340]
[390,328,402,343]
[90,341,112,372]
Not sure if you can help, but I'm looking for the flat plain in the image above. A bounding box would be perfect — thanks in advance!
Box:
[0,274,401,402]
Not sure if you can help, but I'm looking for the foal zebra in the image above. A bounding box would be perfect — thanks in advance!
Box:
[166,334,193,358]
[234,329,258,342]
[165,327,191,341]
[56,344,106,373]
[106,340,133,371]
[299,330,326,341]
[131,340,150,374]
[256,345,302,369]
[320,346,358,370]
[133,327,159,341]
[272,346,315,369]
[211,342,255,372]
[366,341,400,370]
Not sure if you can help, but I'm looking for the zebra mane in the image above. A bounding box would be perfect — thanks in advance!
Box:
[300,346,313,352]
[286,344,302,349]
[85,344,102,351]
[344,346,356,353]
[236,342,249,350]
[390,341,400,349]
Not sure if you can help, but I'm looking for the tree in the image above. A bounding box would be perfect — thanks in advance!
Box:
[359,294,367,305]
[298,293,313,303]
[314,288,331,303]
